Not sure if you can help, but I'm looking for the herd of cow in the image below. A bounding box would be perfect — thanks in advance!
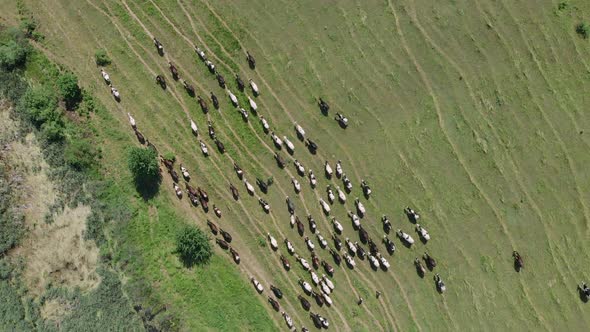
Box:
[110,35,453,330]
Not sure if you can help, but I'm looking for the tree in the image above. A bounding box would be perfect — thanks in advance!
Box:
[0,40,28,70]
[18,85,65,141]
[20,85,57,126]
[175,225,212,267]
[56,72,82,108]
[0,28,29,70]
[127,147,160,198]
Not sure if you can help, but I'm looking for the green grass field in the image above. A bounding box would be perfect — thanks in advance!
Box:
[4,0,590,330]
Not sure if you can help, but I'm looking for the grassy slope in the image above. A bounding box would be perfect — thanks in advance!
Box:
[120,196,275,331]
[6,0,590,330]
[0,1,277,331]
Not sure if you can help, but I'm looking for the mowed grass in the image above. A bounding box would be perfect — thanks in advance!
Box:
[9,0,590,330]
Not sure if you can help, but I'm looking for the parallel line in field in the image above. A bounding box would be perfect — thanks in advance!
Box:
[141,4,401,330]
[543,3,590,76]
[83,0,294,326]
[409,0,587,326]
[484,0,590,319]
[523,5,590,194]
[115,0,315,322]
[478,0,588,252]
[389,2,547,327]
[535,7,590,186]
[386,2,554,329]
[113,0,359,327]
[537,18,590,145]
[197,0,366,185]
[207,1,472,330]
[496,0,590,234]
[349,0,424,89]
[252,16,414,331]
[400,4,578,326]
[503,3,590,147]
[87,0,310,326]
[450,3,567,327]
[484,0,587,272]
[334,6,493,327]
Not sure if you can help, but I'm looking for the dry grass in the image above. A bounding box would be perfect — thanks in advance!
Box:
[19,204,100,296]
[40,297,75,327]
[1,105,100,296]
[0,102,16,134]
[1,103,57,226]
[9,132,57,226]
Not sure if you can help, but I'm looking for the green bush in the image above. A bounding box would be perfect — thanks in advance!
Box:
[95,49,111,66]
[576,22,589,39]
[56,72,82,108]
[162,151,175,162]
[127,147,160,198]
[19,85,64,141]
[78,90,104,116]
[20,84,57,124]
[16,0,40,39]
[0,281,31,331]
[0,260,12,280]
[41,119,65,141]
[0,69,27,102]
[65,139,96,170]
[0,28,29,70]
[175,225,212,267]
[19,17,37,37]
[558,2,568,11]
[257,236,266,247]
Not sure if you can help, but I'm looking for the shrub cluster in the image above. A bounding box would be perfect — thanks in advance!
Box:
[95,49,111,66]
[127,147,161,198]
[57,71,82,109]
[175,225,212,267]
[0,19,145,331]
[576,22,589,39]
[19,85,64,141]
[0,28,29,70]
[16,0,43,41]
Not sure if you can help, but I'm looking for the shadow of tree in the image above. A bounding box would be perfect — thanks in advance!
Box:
[134,174,161,201]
